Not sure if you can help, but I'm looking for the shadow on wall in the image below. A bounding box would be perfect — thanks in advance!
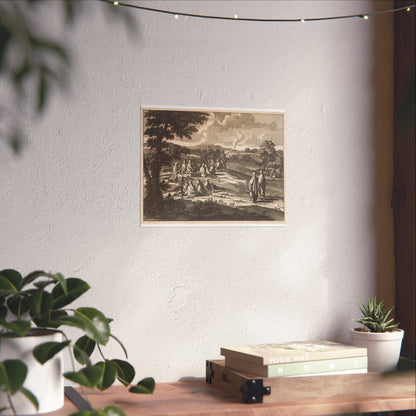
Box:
[371,3,395,308]
[391,0,416,360]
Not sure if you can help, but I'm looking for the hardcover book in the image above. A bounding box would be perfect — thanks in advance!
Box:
[224,355,368,377]
[220,341,367,366]
[286,368,368,377]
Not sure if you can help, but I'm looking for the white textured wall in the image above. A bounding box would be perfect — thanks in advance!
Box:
[0,1,394,382]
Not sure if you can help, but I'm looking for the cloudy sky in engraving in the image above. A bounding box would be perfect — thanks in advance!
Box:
[169,111,284,150]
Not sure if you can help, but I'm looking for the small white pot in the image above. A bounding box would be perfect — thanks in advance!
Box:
[351,328,404,372]
[0,329,64,415]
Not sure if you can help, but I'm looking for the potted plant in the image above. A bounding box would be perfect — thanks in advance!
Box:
[0,269,155,416]
[351,296,404,372]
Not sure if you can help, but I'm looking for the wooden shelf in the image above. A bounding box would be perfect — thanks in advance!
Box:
[51,367,415,416]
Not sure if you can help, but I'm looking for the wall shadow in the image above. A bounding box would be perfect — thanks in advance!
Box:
[371,2,396,308]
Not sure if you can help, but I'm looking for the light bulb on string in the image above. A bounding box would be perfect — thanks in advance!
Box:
[100,1,415,24]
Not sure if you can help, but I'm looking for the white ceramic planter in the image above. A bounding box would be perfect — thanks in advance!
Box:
[351,328,404,372]
[0,329,64,415]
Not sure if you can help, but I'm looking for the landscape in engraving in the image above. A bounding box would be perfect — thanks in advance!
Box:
[141,108,285,224]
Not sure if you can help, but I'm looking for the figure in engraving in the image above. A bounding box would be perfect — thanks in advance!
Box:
[258,169,266,199]
[248,171,258,202]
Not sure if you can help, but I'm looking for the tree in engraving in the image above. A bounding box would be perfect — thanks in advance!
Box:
[259,139,278,168]
[143,110,209,215]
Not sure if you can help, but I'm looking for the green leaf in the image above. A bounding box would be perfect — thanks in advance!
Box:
[23,271,68,294]
[47,310,69,328]
[74,335,96,365]
[52,315,90,333]
[0,270,22,291]
[30,36,70,65]
[0,319,31,336]
[33,340,70,364]
[110,359,135,386]
[63,0,78,25]
[97,406,127,416]
[355,296,400,332]
[384,306,394,321]
[74,308,110,345]
[69,407,126,416]
[7,295,30,318]
[0,359,27,395]
[51,278,90,308]
[64,366,102,389]
[68,412,91,416]
[29,290,53,326]
[52,273,67,294]
[0,276,19,296]
[37,67,48,113]
[33,280,55,290]
[19,386,39,411]
[94,361,117,391]
[74,351,93,368]
[12,56,33,86]
[29,289,53,317]
[128,377,155,394]
[358,301,367,317]
[0,304,7,321]
[54,309,109,345]
[22,270,50,287]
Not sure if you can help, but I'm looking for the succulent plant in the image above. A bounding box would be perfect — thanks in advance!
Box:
[353,296,400,333]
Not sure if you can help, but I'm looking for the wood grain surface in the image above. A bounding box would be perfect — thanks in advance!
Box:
[50,367,415,416]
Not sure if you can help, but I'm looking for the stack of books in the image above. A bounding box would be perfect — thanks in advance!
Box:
[220,341,368,378]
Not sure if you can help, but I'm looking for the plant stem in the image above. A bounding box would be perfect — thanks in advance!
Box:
[17,297,22,320]
[61,332,94,411]
[7,393,17,416]
[97,343,106,361]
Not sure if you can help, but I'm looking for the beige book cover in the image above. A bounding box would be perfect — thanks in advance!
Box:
[221,341,368,365]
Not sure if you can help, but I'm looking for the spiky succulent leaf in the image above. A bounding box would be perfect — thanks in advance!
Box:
[353,296,400,332]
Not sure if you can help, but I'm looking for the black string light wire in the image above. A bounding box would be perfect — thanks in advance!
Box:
[100,0,415,23]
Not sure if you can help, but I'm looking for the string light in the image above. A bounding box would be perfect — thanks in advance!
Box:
[99,0,415,23]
